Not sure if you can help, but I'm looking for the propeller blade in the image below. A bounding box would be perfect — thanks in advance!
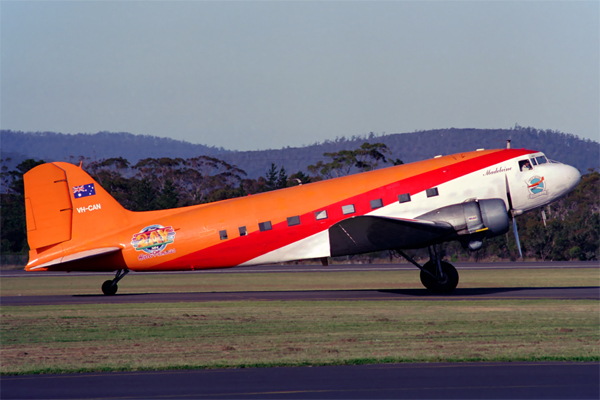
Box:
[512,217,523,259]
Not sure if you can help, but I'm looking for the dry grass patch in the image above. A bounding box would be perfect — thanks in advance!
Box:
[1,299,598,374]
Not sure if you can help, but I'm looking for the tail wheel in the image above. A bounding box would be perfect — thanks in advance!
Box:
[420,261,459,293]
[101,280,118,296]
[101,269,128,295]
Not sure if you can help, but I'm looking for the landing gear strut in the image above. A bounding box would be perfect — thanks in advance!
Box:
[101,269,129,296]
[392,245,459,293]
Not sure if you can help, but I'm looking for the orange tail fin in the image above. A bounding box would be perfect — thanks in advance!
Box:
[24,162,131,270]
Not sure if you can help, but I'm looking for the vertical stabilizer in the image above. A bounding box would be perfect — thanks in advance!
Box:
[24,163,73,249]
[24,162,132,269]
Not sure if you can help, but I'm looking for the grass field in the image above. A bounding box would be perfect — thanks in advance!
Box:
[1,268,599,375]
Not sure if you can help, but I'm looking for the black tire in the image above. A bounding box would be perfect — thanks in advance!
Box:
[420,261,459,293]
[101,280,118,296]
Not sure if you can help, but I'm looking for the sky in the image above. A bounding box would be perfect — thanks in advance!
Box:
[1,1,598,151]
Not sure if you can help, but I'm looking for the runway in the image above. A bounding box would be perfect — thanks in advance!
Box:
[1,260,598,277]
[2,286,598,306]
[2,262,598,306]
[2,362,598,399]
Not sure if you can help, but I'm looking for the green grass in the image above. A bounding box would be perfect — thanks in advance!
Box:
[1,268,599,296]
[1,299,598,374]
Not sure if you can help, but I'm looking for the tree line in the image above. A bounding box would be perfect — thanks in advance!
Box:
[3,127,599,179]
[1,143,598,262]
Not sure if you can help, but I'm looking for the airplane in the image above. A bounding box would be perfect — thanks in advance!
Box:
[23,146,581,295]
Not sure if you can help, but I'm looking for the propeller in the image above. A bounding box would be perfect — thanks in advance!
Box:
[512,216,523,259]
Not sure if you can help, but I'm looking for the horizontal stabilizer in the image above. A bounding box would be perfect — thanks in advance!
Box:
[329,216,454,257]
[27,247,122,270]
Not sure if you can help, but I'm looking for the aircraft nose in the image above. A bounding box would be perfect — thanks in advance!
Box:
[562,164,581,192]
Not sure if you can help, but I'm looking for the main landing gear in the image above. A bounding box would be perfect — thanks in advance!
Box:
[101,269,129,296]
[393,245,459,293]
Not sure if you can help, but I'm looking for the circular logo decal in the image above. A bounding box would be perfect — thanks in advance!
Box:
[131,224,176,255]
[527,176,545,195]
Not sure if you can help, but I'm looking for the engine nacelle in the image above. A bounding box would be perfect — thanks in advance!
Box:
[416,199,510,251]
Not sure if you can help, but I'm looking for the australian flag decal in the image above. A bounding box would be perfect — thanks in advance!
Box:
[72,183,96,199]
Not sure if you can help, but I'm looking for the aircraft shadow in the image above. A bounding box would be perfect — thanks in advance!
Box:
[378,286,598,297]
[73,292,154,298]
[70,286,599,299]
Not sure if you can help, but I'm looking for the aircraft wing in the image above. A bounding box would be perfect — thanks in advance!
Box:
[329,216,454,257]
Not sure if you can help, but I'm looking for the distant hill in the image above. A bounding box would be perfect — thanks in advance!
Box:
[0,130,227,164]
[2,128,598,178]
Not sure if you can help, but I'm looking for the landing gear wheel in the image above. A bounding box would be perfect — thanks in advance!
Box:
[420,261,459,293]
[101,269,128,295]
[102,280,118,296]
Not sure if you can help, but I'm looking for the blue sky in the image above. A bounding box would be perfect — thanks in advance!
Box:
[2,1,598,151]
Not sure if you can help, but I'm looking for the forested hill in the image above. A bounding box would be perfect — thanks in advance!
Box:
[217,128,599,178]
[1,130,227,165]
[2,127,598,178]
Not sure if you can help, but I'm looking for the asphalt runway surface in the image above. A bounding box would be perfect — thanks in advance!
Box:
[2,286,599,306]
[2,260,598,278]
[2,362,598,399]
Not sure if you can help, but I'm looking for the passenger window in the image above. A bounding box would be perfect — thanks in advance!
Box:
[219,230,228,240]
[259,221,272,232]
[426,188,439,198]
[519,160,533,171]
[370,199,383,209]
[398,193,411,203]
[315,210,328,220]
[342,204,355,215]
[239,226,247,236]
[287,216,300,226]
[535,156,548,165]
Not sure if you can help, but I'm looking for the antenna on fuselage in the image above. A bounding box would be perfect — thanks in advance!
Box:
[493,139,512,149]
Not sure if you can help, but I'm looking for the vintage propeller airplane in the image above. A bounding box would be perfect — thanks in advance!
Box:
[23,146,580,295]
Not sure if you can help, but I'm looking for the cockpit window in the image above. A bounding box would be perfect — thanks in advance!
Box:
[535,156,548,165]
[519,160,533,171]
[530,158,538,165]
